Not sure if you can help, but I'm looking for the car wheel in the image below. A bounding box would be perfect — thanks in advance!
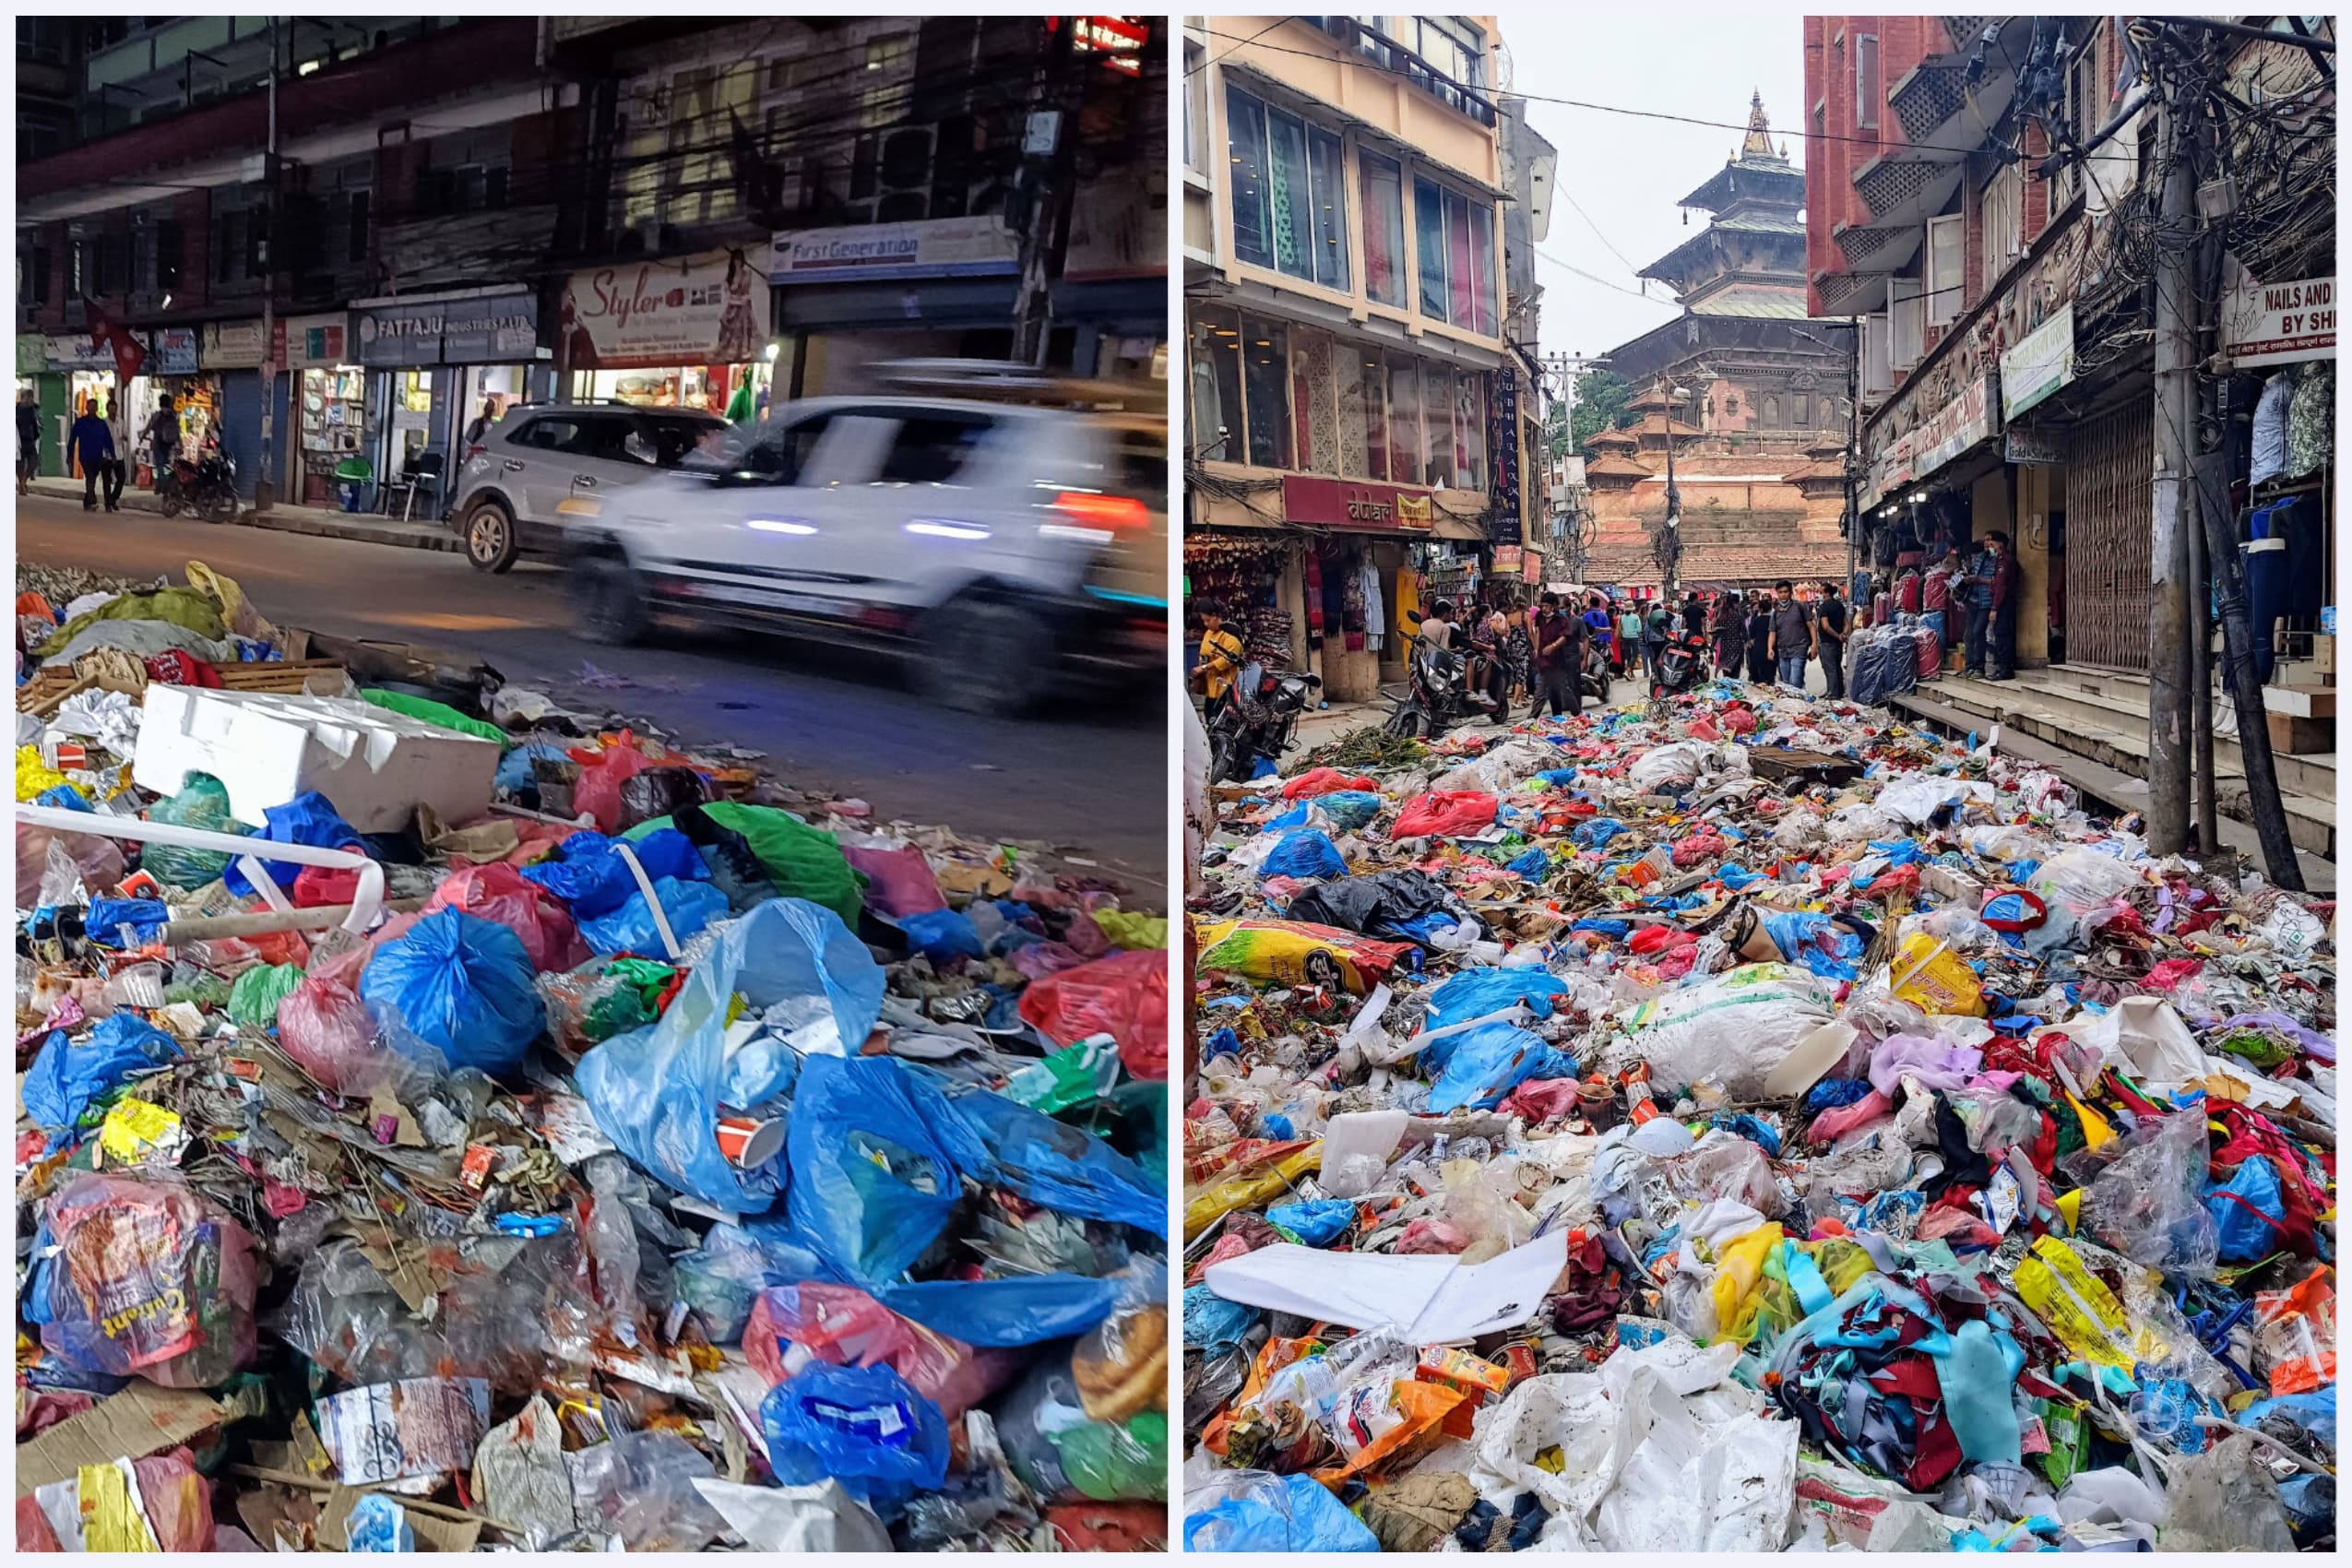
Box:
[464,499,520,574]
[201,488,236,524]
[573,555,648,646]
[920,594,1048,717]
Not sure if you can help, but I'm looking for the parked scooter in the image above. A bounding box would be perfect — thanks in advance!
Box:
[1206,661,1321,785]
[156,450,238,523]
[1649,629,1712,699]
[1385,612,1492,738]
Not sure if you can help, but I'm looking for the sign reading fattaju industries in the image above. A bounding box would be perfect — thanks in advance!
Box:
[355,292,539,367]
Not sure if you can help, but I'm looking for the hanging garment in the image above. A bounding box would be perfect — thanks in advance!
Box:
[2287,361,2334,477]
[1359,553,1385,652]
[2250,373,2292,486]
[1301,547,1325,649]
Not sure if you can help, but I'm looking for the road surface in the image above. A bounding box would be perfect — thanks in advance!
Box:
[18,498,1168,896]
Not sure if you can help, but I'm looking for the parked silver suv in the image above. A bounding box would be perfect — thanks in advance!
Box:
[446,402,727,572]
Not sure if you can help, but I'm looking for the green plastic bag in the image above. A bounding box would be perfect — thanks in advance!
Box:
[359,689,506,744]
[1004,1034,1123,1115]
[625,804,865,928]
[1054,1409,1168,1503]
[40,588,227,657]
[227,963,306,1029]
[1091,910,1168,950]
[144,773,250,888]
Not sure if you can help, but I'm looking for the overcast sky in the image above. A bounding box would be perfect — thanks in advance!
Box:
[1500,12,1810,365]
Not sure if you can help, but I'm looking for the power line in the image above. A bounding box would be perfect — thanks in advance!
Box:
[1553,187,1643,278]
[1535,245,1657,303]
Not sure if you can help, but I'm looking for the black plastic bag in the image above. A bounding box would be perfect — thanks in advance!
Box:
[672,802,781,912]
[1286,869,1483,944]
[617,766,715,832]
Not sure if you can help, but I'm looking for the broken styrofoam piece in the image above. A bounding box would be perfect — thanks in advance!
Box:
[1204,1230,1566,1341]
[133,686,499,836]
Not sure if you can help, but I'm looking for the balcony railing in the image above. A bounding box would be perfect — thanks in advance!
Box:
[1311,18,1497,128]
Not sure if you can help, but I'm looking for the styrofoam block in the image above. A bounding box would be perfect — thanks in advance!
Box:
[133,686,501,835]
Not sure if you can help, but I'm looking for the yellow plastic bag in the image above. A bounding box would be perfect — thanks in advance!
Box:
[78,1461,161,1551]
[1710,1222,1785,1345]
[185,559,280,645]
[2013,1236,2134,1368]
[1185,1145,1322,1240]
[1889,932,1987,1016]
[17,745,68,802]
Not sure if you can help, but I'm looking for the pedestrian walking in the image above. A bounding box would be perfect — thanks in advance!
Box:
[69,402,115,511]
[17,389,41,495]
[1712,592,1744,676]
[1643,599,1669,680]
[101,397,129,512]
[1744,592,1775,685]
[1618,600,1644,679]
[1503,606,1535,716]
[1815,581,1849,700]
[1536,593,1583,718]
[144,395,181,489]
[1768,580,1814,692]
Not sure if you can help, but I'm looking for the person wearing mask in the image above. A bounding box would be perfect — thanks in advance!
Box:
[1193,600,1246,707]
[1744,592,1776,684]
[1504,605,1535,713]
[69,399,115,512]
[18,388,42,496]
[1981,532,2020,681]
[1535,593,1585,719]
[101,395,130,512]
[1815,581,1849,700]
[1768,580,1815,693]
[143,394,181,489]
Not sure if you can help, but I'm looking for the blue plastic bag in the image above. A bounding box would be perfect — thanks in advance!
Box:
[523,827,707,919]
[1425,967,1575,1034]
[22,1016,181,1134]
[900,907,985,964]
[948,1086,1166,1238]
[1574,817,1628,849]
[83,897,171,947]
[1315,791,1383,830]
[494,742,571,795]
[1267,1198,1355,1246]
[1426,1021,1574,1113]
[580,897,884,1213]
[787,1054,982,1280]
[1506,847,1550,879]
[1719,863,1765,891]
[1184,1286,1261,1358]
[36,783,90,812]
[1263,801,1311,831]
[1761,909,1865,981]
[222,791,362,897]
[577,875,729,956]
[879,1275,1127,1348]
[1530,767,1579,790]
[359,909,545,1075]
[1186,1471,1380,1552]
[2206,1156,2290,1262]
[1260,829,1346,882]
[762,1361,949,1511]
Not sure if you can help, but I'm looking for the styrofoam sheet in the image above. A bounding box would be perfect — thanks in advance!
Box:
[1203,1230,1567,1341]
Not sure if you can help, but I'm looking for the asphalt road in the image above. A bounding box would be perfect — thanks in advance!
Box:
[18,497,1169,897]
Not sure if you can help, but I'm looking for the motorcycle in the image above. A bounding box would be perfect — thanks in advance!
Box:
[1384,612,1492,738]
[1206,660,1321,785]
[1582,638,1611,703]
[1649,629,1712,699]
[156,450,238,524]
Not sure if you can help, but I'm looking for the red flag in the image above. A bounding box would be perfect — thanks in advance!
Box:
[83,297,145,382]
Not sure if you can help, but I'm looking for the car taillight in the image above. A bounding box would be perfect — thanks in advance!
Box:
[1051,491,1149,531]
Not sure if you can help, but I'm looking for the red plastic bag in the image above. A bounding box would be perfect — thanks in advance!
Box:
[1501,1077,1581,1124]
[1017,948,1169,1080]
[568,735,654,835]
[425,862,590,973]
[291,864,363,908]
[1670,830,1727,868]
[841,841,945,918]
[1282,767,1376,800]
[1393,790,1498,838]
[743,1283,1022,1420]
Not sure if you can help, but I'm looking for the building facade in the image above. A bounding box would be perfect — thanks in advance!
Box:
[1804,16,2333,681]
[1182,14,1537,703]
[16,16,1166,507]
[1584,94,1851,592]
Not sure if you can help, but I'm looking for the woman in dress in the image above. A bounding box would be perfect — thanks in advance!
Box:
[1744,592,1776,684]
[1504,606,1535,715]
[1712,592,1744,676]
[714,249,759,365]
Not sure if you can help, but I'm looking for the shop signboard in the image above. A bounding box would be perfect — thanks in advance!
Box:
[42,332,118,373]
[148,328,199,376]
[354,291,537,367]
[2000,304,2073,420]
[201,320,268,370]
[18,335,49,375]
[2222,274,2334,369]
[770,216,1020,284]
[1910,373,1997,481]
[1281,475,1435,531]
[2005,426,2062,466]
[1492,545,1524,573]
[559,250,768,370]
[278,315,351,369]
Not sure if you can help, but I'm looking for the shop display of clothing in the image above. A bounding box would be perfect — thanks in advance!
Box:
[2286,361,2334,477]
[2251,373,2293,486]
[1359,555,1385,652]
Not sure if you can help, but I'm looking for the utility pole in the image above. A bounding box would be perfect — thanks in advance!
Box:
[1843,315,1860,595]
[252,15,281,511]
[2144,64,2197,858]
[1012,18,1086,367]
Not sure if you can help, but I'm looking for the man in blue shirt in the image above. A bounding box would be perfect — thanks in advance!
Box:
[69,400,115,512]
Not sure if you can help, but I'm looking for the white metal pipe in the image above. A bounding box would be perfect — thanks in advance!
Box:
[16,804,385,935]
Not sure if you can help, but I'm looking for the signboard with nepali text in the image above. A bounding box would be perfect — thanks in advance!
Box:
[2000,304,2074,421]
[2223,275,2334,369]
[1282,476,1435,531]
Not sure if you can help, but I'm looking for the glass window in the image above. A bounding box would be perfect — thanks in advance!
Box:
[1925,213,1965,327]
[1414,177,1445,321]
[1306,126,1350,291]
[1189,308,1244,462]
[1857,33,1881,130]
[1420,362,1452,487]
[1455,372,1487,492]
[1360,353,1390,480]
[1387,356,1421,482]
[1361,152,1408,308]
[1184,43,1207,170]
[877,414,994,484]
[1265,108,1313,279]
[1241,316,1291,469]
[1228,86,1274,269]
[1468,199,1497,336]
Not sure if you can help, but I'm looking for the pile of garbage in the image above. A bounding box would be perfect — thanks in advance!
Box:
[16,560,1170,1551]
[1182,680,2334,1553]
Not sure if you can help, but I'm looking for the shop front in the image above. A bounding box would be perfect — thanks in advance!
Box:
[354,289,542,513]
[559,249,774,418]
[31,331,126,479]
[123,328,213,483]
[277,313,362,509]
[1053,173,1168,384]
[768,217,1021,398]
[200,320,270,500]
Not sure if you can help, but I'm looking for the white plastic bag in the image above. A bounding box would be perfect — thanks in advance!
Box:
[1610,965,1836,1098]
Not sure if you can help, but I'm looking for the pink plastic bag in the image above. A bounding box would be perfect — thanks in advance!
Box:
[1282,766,1377,800]
[841,842,945,918]
[426,862,590,973]
[1393,790,1498,838]
[1016,948,1168,1080]
[743,1283,1022,1420]
[277,973,384,1093]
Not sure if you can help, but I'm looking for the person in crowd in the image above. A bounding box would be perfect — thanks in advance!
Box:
[18,388,42,496]
[101,396,129,512]
[1193,600,1245,705]
[1536,593,1585,719]
[1981,531,2020,681]
[1923,546,1963,654]
[69,399,115,512]
[1814,581,1849,700]
[1468,608,1509,721]
[1768,580,1815,693]
[1712,591,1745,676]
[1642,598,1669,678]
[1504,604,1536,713]
[1960,541,1993,677]
[1420,600,1456,652]
[465,397,502,448]
[1744,591,1776,684]
[143,394,181,488]
[1618,599,1645,680]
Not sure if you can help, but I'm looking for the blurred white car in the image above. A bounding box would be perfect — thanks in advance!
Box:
[564,386,1166,716]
